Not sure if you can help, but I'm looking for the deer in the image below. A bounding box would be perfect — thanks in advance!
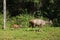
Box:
[11,24,22,29]
[29,19,52,28]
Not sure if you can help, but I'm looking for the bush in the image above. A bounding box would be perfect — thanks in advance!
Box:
[7,14,34,28]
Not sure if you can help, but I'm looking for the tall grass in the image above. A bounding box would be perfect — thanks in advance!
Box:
[7,14,35,28]
[0,14,4,29]
[0,12,60,40]
[0,13,52,29]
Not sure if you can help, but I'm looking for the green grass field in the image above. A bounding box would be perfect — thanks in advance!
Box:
[0,14,60,40]
[0,27,60,40]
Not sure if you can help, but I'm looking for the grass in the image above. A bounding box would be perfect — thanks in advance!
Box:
[0,13,60,40]
[0,27,60,40]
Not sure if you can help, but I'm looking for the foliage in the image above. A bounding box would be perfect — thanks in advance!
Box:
[0,0,60,26]
[0,0,3,12]
[0,14,3,29]
[7,14,34,28]
[40,0,60,26]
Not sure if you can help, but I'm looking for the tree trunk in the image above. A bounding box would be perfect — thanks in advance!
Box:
[3,0,6,29]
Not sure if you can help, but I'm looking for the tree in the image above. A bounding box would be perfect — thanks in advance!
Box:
[40,0,60,26]
[3,0,6,29]
[7,0,35,17]
[0,0,3,12]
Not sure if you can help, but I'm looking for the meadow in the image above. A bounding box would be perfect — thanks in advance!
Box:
[0,27,60,40]
[0,0,60,40]
[0,14,60,40]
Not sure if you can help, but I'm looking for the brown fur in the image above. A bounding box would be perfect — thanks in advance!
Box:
[11,24,20,29]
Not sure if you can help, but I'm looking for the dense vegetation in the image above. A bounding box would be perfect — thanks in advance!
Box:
[0,0,60,40]
[0,0,60,27]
